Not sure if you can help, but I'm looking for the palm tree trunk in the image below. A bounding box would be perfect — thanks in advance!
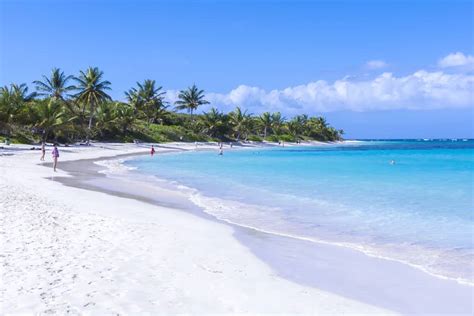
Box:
[86,102,95,143]
[88,114,93,130]
[87,114,93,141]
[264,126,267,138]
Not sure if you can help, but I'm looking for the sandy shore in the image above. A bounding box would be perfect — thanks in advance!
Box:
[0,142,396,314]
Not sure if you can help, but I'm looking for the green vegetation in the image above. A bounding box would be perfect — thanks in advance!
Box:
[0,67,344,144]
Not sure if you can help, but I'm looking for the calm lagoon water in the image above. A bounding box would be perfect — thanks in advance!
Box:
[125,140,474,285]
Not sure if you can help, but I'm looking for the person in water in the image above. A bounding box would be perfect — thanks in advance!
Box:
[52,144,59,172]
[151,145,156,156]
[218,148,223,155]
[40,142,46,161]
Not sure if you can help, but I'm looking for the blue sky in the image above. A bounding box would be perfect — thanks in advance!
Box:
[1,0,473,138]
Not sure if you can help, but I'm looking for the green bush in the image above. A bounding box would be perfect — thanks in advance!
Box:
[264,134,296,142]
[247,135,263,142]
[278,134,296,142]
[140,123,210,142]
[265,135,280,142]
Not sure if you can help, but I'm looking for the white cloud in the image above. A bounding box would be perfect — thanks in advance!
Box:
[192,70,473,114]
[365,60,388,70]
[438,52,474,69]
[166,54,474,115]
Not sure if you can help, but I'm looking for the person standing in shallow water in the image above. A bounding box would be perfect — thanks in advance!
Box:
[40,142,46,161]
[151,145,156,156]
[52,144,59,172]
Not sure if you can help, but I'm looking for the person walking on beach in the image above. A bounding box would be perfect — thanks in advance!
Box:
[151,145,156,156]
[52,144,59,172]
[40,142,46,161]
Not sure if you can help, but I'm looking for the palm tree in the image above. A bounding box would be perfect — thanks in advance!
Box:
[229,106,252,141]
[0,83,36,136]
[306,116,329,140]
[287,115,305,140]
[271,112,285,136]
[338,129,345,139]
[33,68,75,101]
[73,67,112,141]
[14,83,37,102]
[93,102,136,136]
[126,79,166,123]
[114,102,136,134]
[94,102,117,137]
[259,112,272,138]
[316,116,327,128]
[298,114,309,126]
[32,99,71,141]
[201,107,225,138]
[174,84,209,120]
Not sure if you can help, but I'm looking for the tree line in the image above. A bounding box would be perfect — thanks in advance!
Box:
[0,67,344,144]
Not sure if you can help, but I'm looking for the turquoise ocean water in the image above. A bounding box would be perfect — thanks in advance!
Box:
[125,140,474,285]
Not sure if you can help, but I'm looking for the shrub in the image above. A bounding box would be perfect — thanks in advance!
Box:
[247,135,263,142]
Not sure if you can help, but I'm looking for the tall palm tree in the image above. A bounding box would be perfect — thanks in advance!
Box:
[73,67,112,141]
[126,79,166,123]
[259,112,272,138]
[174,84,209,120]
[33,68,75,100]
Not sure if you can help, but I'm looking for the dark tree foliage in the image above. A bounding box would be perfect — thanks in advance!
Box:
[0,69,343,143]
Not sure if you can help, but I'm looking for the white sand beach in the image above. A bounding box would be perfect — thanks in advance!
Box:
[0,142,396,315]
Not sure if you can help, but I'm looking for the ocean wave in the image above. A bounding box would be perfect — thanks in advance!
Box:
[189,192,474,287]
[94,159,137,175]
